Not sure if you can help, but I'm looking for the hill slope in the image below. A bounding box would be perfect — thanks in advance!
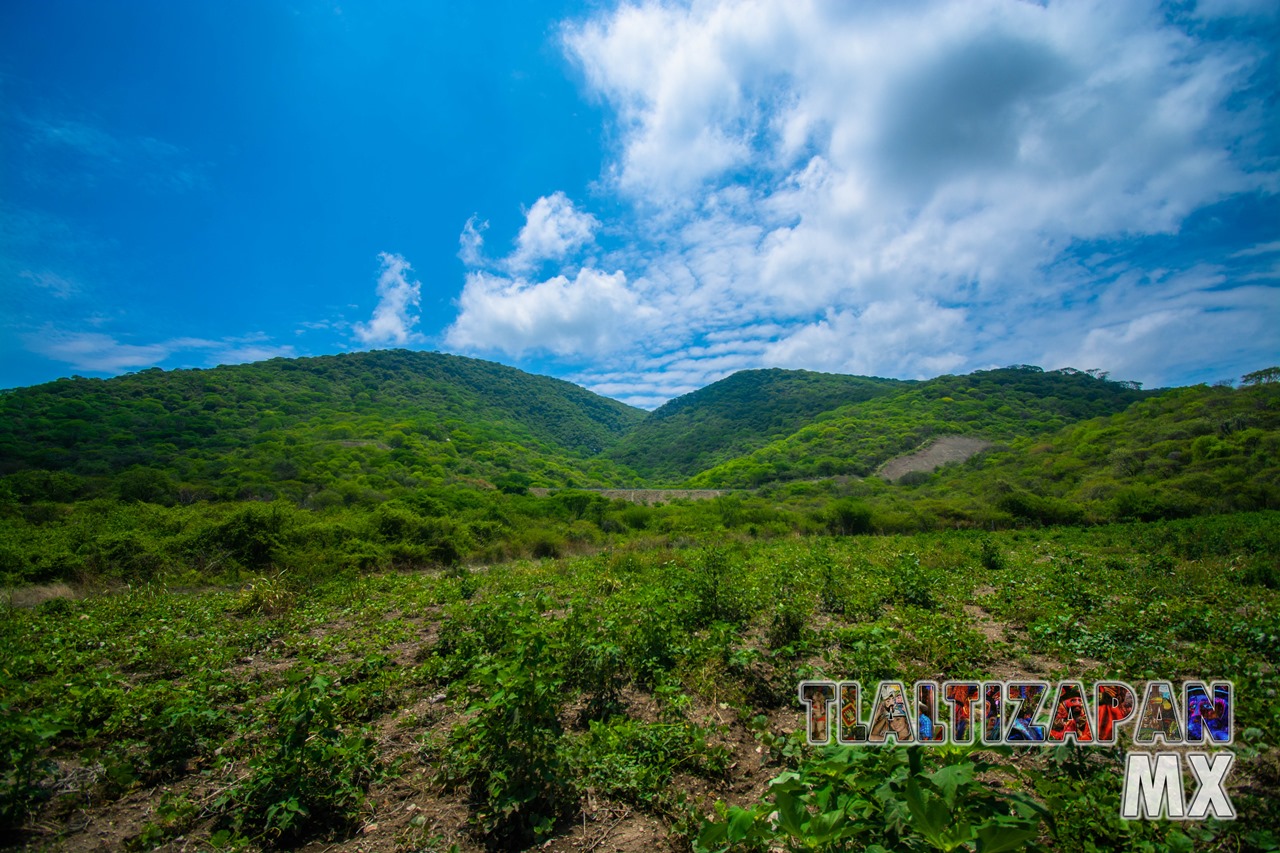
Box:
[605,368,907,482]
[900,379,1280,524]
[0,349,647,501]
[688,366,1154,487]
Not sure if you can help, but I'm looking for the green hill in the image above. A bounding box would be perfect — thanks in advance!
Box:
[688,366,1154,487]
[893,379,1280,526]
[605,368,906,482]
[0,349,646,503]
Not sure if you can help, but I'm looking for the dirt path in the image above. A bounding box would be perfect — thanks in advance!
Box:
[878,435,992,482]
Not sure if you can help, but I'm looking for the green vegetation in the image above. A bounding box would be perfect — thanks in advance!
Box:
[2,519,1277,848]
[0,349,646,503]
[872,380,1280,528]
[1,354,1278,849]
[690,367,1153,487]
[606,368,906,482]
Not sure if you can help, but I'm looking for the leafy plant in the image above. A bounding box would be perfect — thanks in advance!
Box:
[437,604,571,846]
[0,704,60,829]
[215,672,380,844]
[564,717,728,814]
[695,745,1049,852]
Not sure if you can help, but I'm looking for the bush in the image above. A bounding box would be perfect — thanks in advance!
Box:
[888,552,937,609]
[215,673,379,844]
[438,613,571,846]
[529,533,564,559]
[199,503,289,571]
[978,536,1007,572]
[826,499,873,535]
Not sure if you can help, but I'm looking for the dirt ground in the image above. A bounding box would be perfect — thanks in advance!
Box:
[877,436,992,482]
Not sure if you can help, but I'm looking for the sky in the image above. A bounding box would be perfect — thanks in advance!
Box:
[2,0,1277,409]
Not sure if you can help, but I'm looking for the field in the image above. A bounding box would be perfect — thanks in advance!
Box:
[3,512,1278,851]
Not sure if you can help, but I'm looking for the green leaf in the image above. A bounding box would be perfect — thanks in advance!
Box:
[903,778,953,842]
[774,789,809,838]
[726,807,756,843]
[926,763,975,809]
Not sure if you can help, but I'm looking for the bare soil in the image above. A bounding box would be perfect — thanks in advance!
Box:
[878,436,992,482]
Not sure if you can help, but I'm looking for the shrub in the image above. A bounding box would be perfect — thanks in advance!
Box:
[215,673,379,844]
[826,499,873,535]
[199,503,289,571]
[888,552,937,609]
[978,536,1007,572]
[438,617,571,846]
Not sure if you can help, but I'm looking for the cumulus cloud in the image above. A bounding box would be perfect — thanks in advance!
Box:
[763,300,970,378]
[352,252,423,346]
[507,192,599,272]
[447,267,655,357]
[446,0,1276,405]
[445,191,647,362]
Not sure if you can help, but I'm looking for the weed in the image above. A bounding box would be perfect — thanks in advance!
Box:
[230,573,293,617]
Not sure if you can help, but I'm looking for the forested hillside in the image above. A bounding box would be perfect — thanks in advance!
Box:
[605,368,906,482]
[878,378,1280,527]
[0,350,646,503]
[688,366,1153,487]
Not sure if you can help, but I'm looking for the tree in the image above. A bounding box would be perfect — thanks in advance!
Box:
[1241,367,1280,386]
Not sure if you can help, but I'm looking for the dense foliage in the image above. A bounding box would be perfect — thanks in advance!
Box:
[606,369,906,482]
[0,350,646,503]
[890,381,1280,526]
[689,367,1153,487]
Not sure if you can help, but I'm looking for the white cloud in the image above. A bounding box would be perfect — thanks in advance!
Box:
[1231,240,1280,258]
[444,0,1275,405]
[573,1,1275,397]
[19,269,77,299]
[1037,276,1280,387]
[352,252,423,347]
[446,267,655,358]
[26,331,174,373]
[458,216,488,267]
[23,329,296,374]
[16,115,209,193]
[507,192,599,272]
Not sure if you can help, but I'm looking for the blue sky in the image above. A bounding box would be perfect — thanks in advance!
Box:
[2,0,1277,408]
